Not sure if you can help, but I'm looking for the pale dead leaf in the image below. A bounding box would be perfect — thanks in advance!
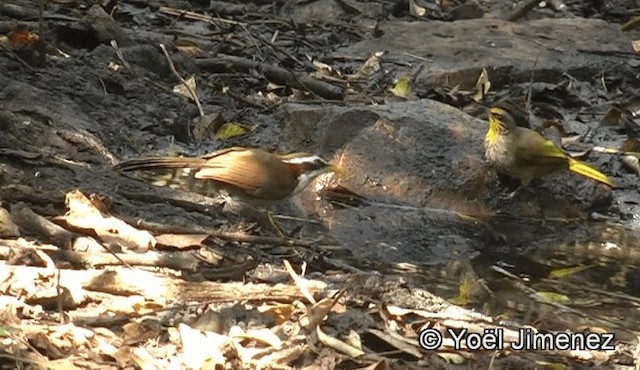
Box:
[622,155,640,175]
[409,0,427,16]
[192,112,224,141]
[131,346,165,370]
[106,295,164,316]
[299,292,345,329]
[344,330,363,352]
[255,344,305,368]
[0,296,23,325]
[316,325,364,358]
[93,327,120,358]
[312,59,343,80]
[63,190,155,252]
[178,323,227,369]
[351,51,385,80]
[472,67,490,102]
[257,303,295,324]
[283,259,316,305]
[173,39,205,56]
[173,75,197,101]
[229,326,282,349]
[0,207,20,237]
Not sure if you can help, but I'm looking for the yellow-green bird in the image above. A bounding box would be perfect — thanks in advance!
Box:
[484,105,615,189]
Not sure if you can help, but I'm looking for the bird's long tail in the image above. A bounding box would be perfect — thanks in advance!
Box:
[568,158,615,187]
[113,156,219,195]
[113,157,204,171]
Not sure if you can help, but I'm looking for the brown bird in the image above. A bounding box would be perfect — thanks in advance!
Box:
[484,105,615,189]
[113,147,336,203]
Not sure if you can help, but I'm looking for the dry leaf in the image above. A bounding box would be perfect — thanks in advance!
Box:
[155,233,209,249]
[316,325,364,358]
[257,303,295,324]
[8,28,39,47]
[178,323,227,369]
[472,67,490,102]
[535,291,571,304]
[214,122,252,140]
[0,207,20,237]
[172,39,205,56]
[409,0,427,16]
[62,190,155,252]
[173,75,197,101]
[131,346,165,370]
[229,326,282,348]
[351,51,384,80]
[548,265,593,279]
[192,112,224,141]
[622,155,640,175]
[390,75,411,99]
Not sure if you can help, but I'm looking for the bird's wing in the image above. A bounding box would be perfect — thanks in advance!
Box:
[194,149,296,199]
[194,149,262,193]
[514,129,568,166]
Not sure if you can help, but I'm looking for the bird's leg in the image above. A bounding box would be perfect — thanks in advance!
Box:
[495,173,523,199]
[265,210,286,237]
[237,205,288,237]
[218,197,285,235]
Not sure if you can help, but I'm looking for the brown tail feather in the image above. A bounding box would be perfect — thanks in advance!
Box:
[112,157,205,172]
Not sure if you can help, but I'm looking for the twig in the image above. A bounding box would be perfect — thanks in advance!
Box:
[159,43,205,117]
[122,217,334,248]
[56,268,65,323]
[283,259,316,304]
[110,40,131,69]
[196,55,344,100]
[57,128,119,164]
[0,244,201,271]
[198,256,260,281]
[159,6,245,26]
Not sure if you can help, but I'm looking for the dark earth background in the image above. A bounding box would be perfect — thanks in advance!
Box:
[2,0,640,367]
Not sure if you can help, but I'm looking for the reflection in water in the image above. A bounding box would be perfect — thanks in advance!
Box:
[436,226,640,342]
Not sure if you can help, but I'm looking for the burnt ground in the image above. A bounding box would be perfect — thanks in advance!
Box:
[1,0,640,368]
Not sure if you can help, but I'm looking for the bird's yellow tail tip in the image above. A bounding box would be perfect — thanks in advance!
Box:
[568,159,615,188]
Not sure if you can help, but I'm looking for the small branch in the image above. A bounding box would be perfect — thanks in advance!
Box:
[0,243,201,271]
[159,43,205,117]
[196,55,344,100]
[124,217,333,248]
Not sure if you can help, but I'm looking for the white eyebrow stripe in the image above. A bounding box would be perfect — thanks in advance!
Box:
[282,155,324,164]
